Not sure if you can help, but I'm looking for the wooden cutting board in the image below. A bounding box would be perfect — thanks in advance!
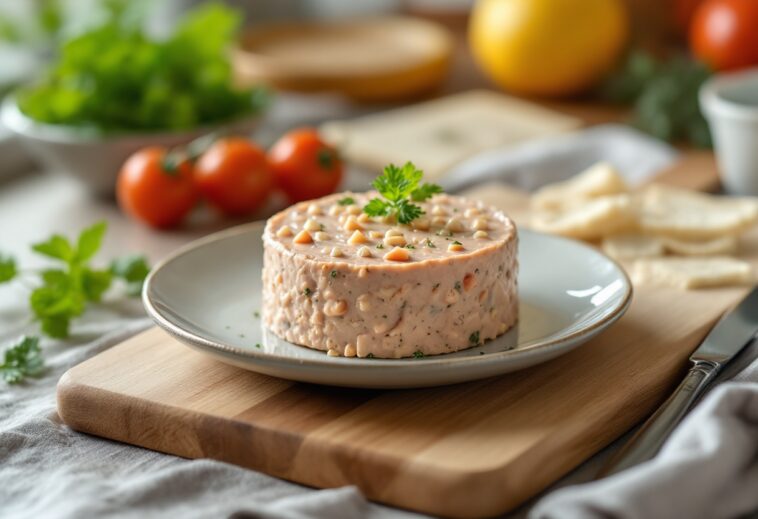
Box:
[57,161,751,518]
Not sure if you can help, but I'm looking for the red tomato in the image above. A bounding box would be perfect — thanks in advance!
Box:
[690,0,758,71]
[268,128,343,203]
[117,147,198,229]
[673,0,705,35]
[194,138,274,216]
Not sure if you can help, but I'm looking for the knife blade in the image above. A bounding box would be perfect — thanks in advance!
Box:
[598,285,758,477]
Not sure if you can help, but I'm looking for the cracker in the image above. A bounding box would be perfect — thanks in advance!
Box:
[631,256,753,289]
[602,234,664,260]
[532,162,629,211]
[320,90,580,180]
[638,185,758,240]
[661,235,739,256]
[531,194,637,241]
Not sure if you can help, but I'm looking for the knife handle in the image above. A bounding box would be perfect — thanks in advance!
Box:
[598,360,720,477]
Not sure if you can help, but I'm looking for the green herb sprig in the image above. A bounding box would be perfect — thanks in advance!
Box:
[0,336,44,384]
[0,222,150,339]
[363,162,442,225]
[600,51,712,148]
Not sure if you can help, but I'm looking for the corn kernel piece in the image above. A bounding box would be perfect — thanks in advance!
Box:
[448,242,464,252]
[344,344,357,357]
[385,228,404,237]
[431,205,447,216]
[369,230,384,239]
[357,213,370,223]
[346,204,362,215]
[328,205,342,216]
[315,231,330,241]
[412,217,430,231]
[307,204,322,216]
[357,246,372,258]
[446,217,464,233]
[384,235,406,247]
[330,247,344,258]
[384,246,410,262]
[304,218,321,232]
[473,230,489,239]
[432,216,447,227]
[343,215,363,231]
[472,218,489,231]
[464,208,480,218]
[327,349,339,357]
[276,225,293,238]
[293,230,313,244]
[348,230,368,245]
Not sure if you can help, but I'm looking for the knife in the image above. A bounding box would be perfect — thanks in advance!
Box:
[598,285,758,477]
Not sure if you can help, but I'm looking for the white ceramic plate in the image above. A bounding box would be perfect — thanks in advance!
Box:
[144,223,632,388]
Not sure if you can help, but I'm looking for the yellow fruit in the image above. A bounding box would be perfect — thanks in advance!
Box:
[469,0,629,97]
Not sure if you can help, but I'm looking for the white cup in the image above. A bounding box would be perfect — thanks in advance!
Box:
[700,68,758,195]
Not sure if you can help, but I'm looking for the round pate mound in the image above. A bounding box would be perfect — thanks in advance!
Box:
[262,192,518,358]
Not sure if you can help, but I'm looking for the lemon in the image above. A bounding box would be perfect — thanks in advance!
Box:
[469,0,629,97]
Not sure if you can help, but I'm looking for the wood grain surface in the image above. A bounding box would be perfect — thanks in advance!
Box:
[57,162,751,518]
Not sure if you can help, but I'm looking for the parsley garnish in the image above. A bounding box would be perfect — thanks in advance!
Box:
[303,288,312,297]
[405,244,415,249]
[0,222,151,339]
[330,270,337,278]
[253,311,260,318]
[469,331,480,345]
[1,336,44,384]
[454,281,462,292]
[366,353,375,359]
[363,162,442,224]
[425,239,436,248]
[337,197,355,206]
[255,343,261,349]
[376,243,384,249]
[412,350,424,359]
[452,240,462,246]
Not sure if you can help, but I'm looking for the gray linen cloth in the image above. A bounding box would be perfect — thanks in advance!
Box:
[3,126,756,518]
[0,302,419,519]
[531,371,758,519]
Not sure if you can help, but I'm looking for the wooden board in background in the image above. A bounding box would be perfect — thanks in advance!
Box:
[58,166,750,518]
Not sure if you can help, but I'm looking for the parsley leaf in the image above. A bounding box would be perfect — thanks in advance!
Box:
[395,200,423,225]
[0,336,44,384]
[363,162,442,224]
[0,254,17,283]
[337,197,355,206]
[411,183,443,202]
[363,198,390,217]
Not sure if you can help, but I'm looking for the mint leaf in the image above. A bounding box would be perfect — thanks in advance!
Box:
[110,255,150,296]
[40,315,70,339]
[30,271,85,339]
[0,336,44,384]
[82,268,113,302]
[75,221,107,264]
[0,254,17,283]
[363,198,390,217]
[32,235,74,262]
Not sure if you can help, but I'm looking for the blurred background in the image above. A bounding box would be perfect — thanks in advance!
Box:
[0,0,755,232]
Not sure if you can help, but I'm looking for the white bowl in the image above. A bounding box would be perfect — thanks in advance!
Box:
[700,68,758,195]
[0,97,261,196]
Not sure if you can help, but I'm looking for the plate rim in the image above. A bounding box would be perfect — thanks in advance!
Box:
[143,221,633,369]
